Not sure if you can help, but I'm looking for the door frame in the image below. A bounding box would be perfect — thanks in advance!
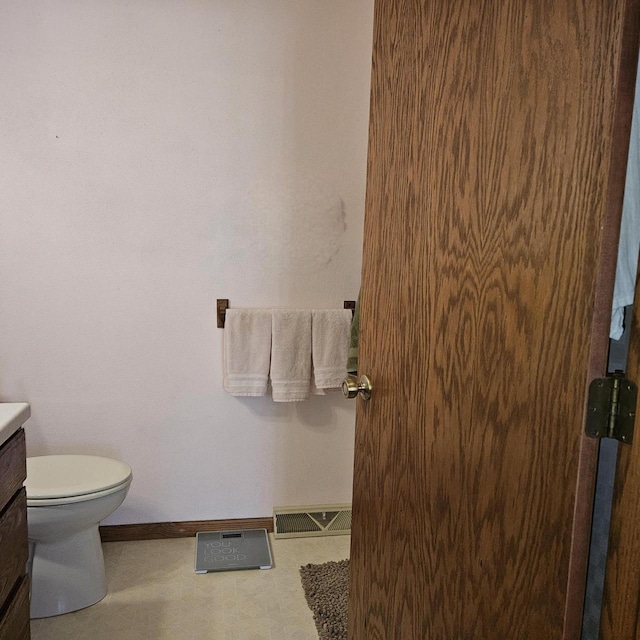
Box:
[565,2,640,636]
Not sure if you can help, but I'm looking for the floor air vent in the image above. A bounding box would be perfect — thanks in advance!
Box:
[273,504,352,538]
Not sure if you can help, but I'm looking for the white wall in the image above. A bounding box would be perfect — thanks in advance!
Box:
[0,0,373,524]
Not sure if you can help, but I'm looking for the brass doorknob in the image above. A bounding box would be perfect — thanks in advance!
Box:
[342,375,373,401]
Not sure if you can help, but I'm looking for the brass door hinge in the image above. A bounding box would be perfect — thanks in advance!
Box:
[586,372,637,444]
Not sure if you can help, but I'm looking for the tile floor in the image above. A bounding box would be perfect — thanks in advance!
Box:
[30,534,350,640]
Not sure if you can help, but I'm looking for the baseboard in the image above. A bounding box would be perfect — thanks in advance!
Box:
[100,517,274,542]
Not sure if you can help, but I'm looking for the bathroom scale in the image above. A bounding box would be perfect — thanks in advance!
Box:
[194,528,273,573]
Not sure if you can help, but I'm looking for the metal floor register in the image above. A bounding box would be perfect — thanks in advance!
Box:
[195,529,273,573]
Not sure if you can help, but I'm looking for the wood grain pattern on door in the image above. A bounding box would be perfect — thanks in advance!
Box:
[348,1,639,639]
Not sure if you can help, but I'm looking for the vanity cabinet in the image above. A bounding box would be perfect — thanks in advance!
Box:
[0,428,30,640]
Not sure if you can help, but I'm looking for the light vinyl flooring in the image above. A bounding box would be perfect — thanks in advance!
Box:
[31,534,350,640]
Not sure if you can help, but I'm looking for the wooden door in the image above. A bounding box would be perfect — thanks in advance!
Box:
[349,1,640,639]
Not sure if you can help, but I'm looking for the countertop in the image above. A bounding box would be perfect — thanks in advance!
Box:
[0,403,30,448]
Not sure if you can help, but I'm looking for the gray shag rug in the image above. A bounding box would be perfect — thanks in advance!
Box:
[299,559,349,640]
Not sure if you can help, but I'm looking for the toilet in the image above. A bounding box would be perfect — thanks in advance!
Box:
[25,455,132,619]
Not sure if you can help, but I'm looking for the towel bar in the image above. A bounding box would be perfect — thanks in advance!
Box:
[216,299,356,328]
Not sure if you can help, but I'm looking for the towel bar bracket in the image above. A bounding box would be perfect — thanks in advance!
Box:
[217,299,229,328]
[217,298,356,328]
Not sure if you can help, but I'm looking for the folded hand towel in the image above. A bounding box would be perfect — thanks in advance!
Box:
[310,370,327,396]
[312,309,352,389]
[223,309,272,396]
[271,310,312,402]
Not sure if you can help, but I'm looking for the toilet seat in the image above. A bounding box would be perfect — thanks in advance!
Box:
[26,455,133,506]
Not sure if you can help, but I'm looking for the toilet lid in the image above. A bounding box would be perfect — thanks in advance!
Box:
[26,455,132,500]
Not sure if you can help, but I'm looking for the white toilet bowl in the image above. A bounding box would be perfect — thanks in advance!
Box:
[26,455,132,619]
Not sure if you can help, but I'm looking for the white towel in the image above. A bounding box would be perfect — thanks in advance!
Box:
[311,309,352,389]
[310,370,327,396]
[223,309,272,396]
[611,54,640,340]
[270,310,312,402]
